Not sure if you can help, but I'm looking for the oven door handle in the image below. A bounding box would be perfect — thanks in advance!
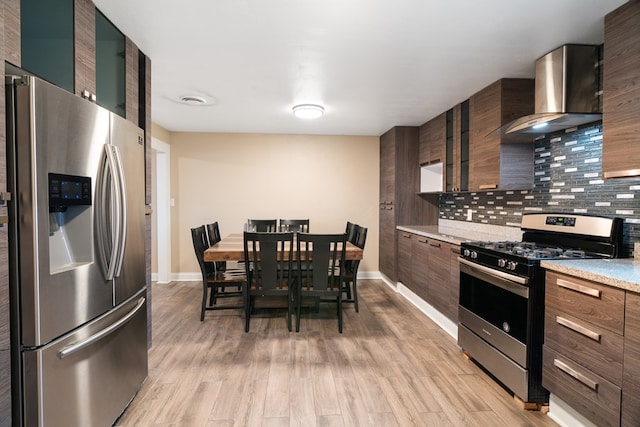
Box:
[459,258,529,299]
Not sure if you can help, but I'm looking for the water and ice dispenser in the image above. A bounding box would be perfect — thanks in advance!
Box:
[48,173,93,273]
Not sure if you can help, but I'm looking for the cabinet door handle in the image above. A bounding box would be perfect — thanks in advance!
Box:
[479,184,498,190]
[553,359,598,391]
[401,233,411,239]
[556,316,601,342]
[556,278,601,299]
[416,238,427,244]
[429,242,441,248]
[603,169,640,179]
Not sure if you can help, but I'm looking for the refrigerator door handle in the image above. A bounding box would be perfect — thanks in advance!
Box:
[57,297,145,359]
[112,145,127,277]
[97,144,123,281]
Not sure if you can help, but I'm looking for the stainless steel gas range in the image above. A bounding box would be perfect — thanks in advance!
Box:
[457,213,623,404]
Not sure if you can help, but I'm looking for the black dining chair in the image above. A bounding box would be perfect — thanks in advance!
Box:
[206,221,223,247]
[247,219,277,232]
[342,224,367,312]
[191,226,246,321]
[206,221,244,280]
[345,221,357,243]
[206,221,227,271]
[279,219,310,233]
[243,231,295,332]
[296,233,347,333]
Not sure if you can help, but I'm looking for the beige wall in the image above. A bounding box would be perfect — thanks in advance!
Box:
[168,132,380,276]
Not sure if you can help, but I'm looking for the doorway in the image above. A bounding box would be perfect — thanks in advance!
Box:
[152,137,171,283]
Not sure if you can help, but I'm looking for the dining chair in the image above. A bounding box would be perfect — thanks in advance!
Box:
[279,219,310,233]
[247,219,277,232]
[206,221,227,272]
[345,221,357,243]
[296,233,347,333]
[206,221,245,281]
[243,231,295,332]
[206,221,223,246]
[342,224,367,312]
[191,226,246,321]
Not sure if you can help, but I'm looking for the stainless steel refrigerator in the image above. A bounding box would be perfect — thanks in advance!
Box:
[6,74,148,426]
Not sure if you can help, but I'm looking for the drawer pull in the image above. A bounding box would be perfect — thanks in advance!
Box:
[556,316,601,342]
[553,359,598,391]
[429,242,441,248]
[556,278,601,299]
[417,238,427,244]
[401,233,411,239]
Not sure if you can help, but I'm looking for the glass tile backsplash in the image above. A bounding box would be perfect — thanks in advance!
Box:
[439,122,640,255]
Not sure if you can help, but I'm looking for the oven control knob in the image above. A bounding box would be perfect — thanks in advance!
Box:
[470,251,478,259]
[507,261,517,271]
[463,249,470,257]
[498,259,506,268]
[503,322,511,333]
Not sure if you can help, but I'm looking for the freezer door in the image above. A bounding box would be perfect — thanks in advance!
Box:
[109,113,146,305]
[22,292,148,426]
[11,77,114,347]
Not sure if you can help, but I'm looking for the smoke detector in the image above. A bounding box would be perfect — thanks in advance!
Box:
[179,95,208,106]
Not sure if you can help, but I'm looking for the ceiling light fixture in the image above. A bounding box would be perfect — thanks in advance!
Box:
[292,104,324,119]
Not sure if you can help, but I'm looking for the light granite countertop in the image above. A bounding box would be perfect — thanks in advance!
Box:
[540,258,640,293]
[397,220,522,246]
[396,225,467,245]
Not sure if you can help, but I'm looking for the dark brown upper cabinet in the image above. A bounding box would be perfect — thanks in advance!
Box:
[469,78,535,191]
[602,0,640,180]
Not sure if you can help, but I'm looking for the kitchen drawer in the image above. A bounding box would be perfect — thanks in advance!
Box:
[545,271,625,335]
[543,345,621,427]
[545,307,623,386]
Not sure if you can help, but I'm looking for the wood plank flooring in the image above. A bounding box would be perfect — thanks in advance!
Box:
[116,280,557,426]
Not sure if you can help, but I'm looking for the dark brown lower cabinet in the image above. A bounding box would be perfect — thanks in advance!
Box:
[543,270,640,427]
[426,239,451,317]
[397,232,413,288]
[396,230,459,323]
[411,236,429,302]
[543,345,621,427]
[449,246,460,322]
[622,293,640,426]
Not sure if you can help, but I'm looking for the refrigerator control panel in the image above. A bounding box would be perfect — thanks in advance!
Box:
[49,173,91,212]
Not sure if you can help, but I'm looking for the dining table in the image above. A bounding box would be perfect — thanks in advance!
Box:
[203,233,364,262]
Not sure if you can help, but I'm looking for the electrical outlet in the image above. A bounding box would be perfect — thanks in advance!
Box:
[467,209,473,221]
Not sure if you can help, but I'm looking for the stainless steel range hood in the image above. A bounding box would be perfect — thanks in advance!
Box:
[497,44,602,141]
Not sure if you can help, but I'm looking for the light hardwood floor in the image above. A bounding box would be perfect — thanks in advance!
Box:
[116,280,557,426]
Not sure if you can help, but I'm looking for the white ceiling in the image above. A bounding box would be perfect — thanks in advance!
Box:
[93,0,627,136]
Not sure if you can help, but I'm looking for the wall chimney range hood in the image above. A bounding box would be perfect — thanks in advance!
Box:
[496,44,602,141]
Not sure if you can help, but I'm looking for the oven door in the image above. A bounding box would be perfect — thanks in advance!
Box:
[458,257,529,367]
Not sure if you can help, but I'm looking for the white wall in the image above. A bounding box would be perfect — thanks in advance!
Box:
[168,132,380,276]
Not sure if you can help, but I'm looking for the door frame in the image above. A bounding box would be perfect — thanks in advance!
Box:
[152,137,171,283]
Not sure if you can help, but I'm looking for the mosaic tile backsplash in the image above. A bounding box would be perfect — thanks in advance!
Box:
[439,122,640,256]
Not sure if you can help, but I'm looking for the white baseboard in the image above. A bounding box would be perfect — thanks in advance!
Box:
[378,273,457,340]
[397,283,458,340]
[547,394,597,427]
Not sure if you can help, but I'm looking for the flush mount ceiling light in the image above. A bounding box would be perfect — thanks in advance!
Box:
[292,104,324,119]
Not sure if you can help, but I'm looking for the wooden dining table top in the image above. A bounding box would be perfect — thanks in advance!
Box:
[203,233,364,262]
